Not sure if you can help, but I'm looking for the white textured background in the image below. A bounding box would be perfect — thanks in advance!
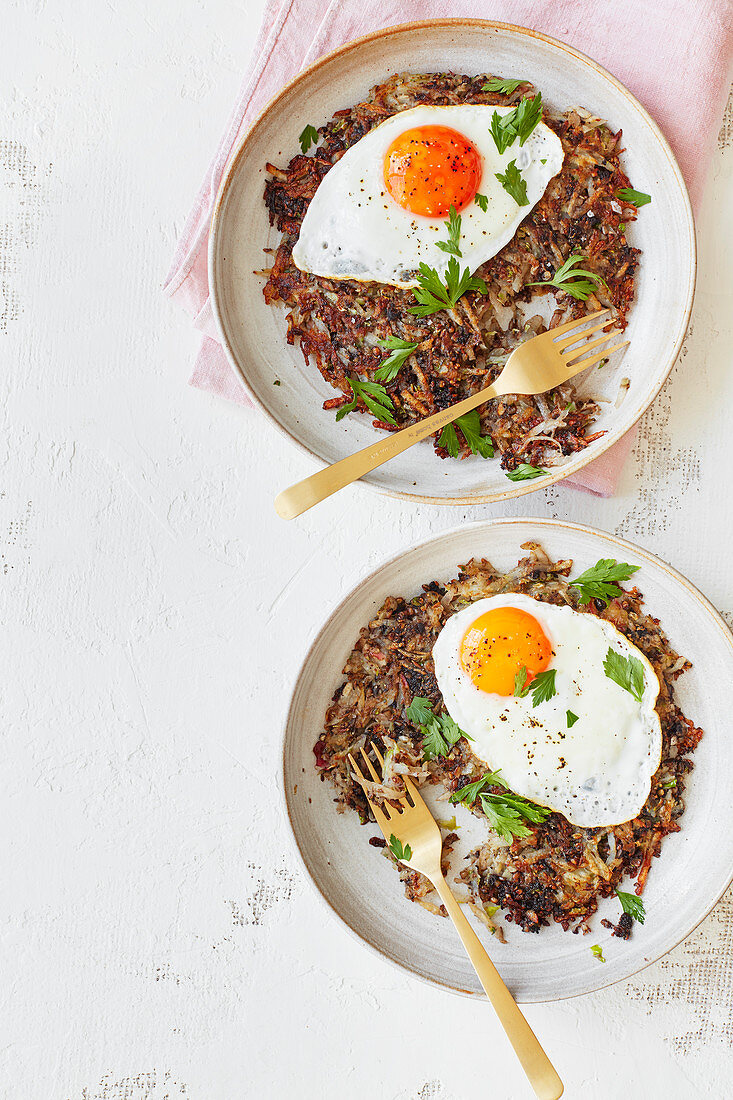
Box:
[2,3,732,1098]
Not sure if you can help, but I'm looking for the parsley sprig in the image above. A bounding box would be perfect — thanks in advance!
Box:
[336,375,396,425]
[490,93,543,154]
[566,710,579,728]
[591,944,606,962]
[514,666,558,706]
[603,648,645,703]
[374,336,418,383]
[474,193,489,212]
[495,160,529,206]
[617,187,651,208]
[504,463,547,482]
[409,258,488,318]
[438,409,494,459]
[616,889,646,924]
[569,558,640,607]
[388,834,412,862]
[527,253,605,301]
[483,77,529,95]
[436,205,462,257]
[449,769,551,843]
[405,697,467,761]
[298,124,319,153]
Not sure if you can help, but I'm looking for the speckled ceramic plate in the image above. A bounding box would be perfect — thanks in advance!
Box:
[210,20,695,506]
[282,519,733,1001]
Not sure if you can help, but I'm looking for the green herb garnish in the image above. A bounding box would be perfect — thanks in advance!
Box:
[661,778,677,790]
[489,93,543,154]
[298,124,319,153]
[504,463,547,481]
[406,696,467,761]
[388,834,412,862]
[482,77,528,94]
[336,375,396,425]
[474,192,489,212]
[374,336,418,382]
[616,889,646,924]
[450,770,550,843]
[439,409,494,459]
[603,648,645,703]
[527,253,605,301]
[566,710,580,728]
[436,204,462,257]
[617,187,651,208]
[409,257,488,318]
[514,666,557,706]
[490,110,518,155]
[591,944,606,963]
[569,558,640,607]
[495,159,529,206]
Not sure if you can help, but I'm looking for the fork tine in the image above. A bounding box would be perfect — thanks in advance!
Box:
[546,308,610,338]
[348,752,394,828]
[370,742,384,767]
[347,752,365,784]
[569,340,629,371]
[564,330,622,364]
[555,318,616,351]
[359,745,381,783]
[398,771,419,807]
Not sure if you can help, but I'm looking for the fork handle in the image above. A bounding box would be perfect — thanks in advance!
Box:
[274,383,499,520]
[431,874,563,1100]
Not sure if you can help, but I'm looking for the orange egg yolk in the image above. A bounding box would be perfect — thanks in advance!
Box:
[460,607,553,696]
[383,125,483,218]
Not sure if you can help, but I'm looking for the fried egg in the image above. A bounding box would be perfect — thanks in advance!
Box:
[432,594,662,827]
[292,104,564,287]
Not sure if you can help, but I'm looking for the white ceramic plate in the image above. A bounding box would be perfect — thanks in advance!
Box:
[282,519,733,1001]
[210,20,696,506]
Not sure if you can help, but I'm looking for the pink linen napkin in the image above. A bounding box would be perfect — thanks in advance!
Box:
[164,0,733,496]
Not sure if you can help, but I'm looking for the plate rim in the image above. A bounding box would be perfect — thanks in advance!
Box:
[209,18,697,506]
[281,516,733,1001]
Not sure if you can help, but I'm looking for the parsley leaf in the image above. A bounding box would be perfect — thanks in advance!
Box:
[590,944,606,963]
[505,463,547,481]
[603,648,645,703]
[527,253,605,301]
[514,666,557,706]
[406,697,467,761]
[439,409,493,458]
[483,76,528,94]
[616,889,646,924]
[513,92,543,145]
[335,375,396,426]
[449,770,508,806]
[449,770,550,843]
[570,558,640,607]
[489,93,543,155]
[617,187,651,208]
[374,336,418,383]
[474,192,489,212]
[495,159,529,206]
[436,204,462,257]
[409,258,488,318]
[437,422,460,458]
[490,110,518,155]
[388,834,412,862]
[405,696,434,726]
[566,710,579,728]
[298,124,319,153]
[662,778,677,790]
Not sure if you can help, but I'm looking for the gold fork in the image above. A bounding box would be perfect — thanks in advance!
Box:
[275,308,625,520]
[349,742,564,1100]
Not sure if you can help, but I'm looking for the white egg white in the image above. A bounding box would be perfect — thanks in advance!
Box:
[432,593,662,828]
[292,104,564,287]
